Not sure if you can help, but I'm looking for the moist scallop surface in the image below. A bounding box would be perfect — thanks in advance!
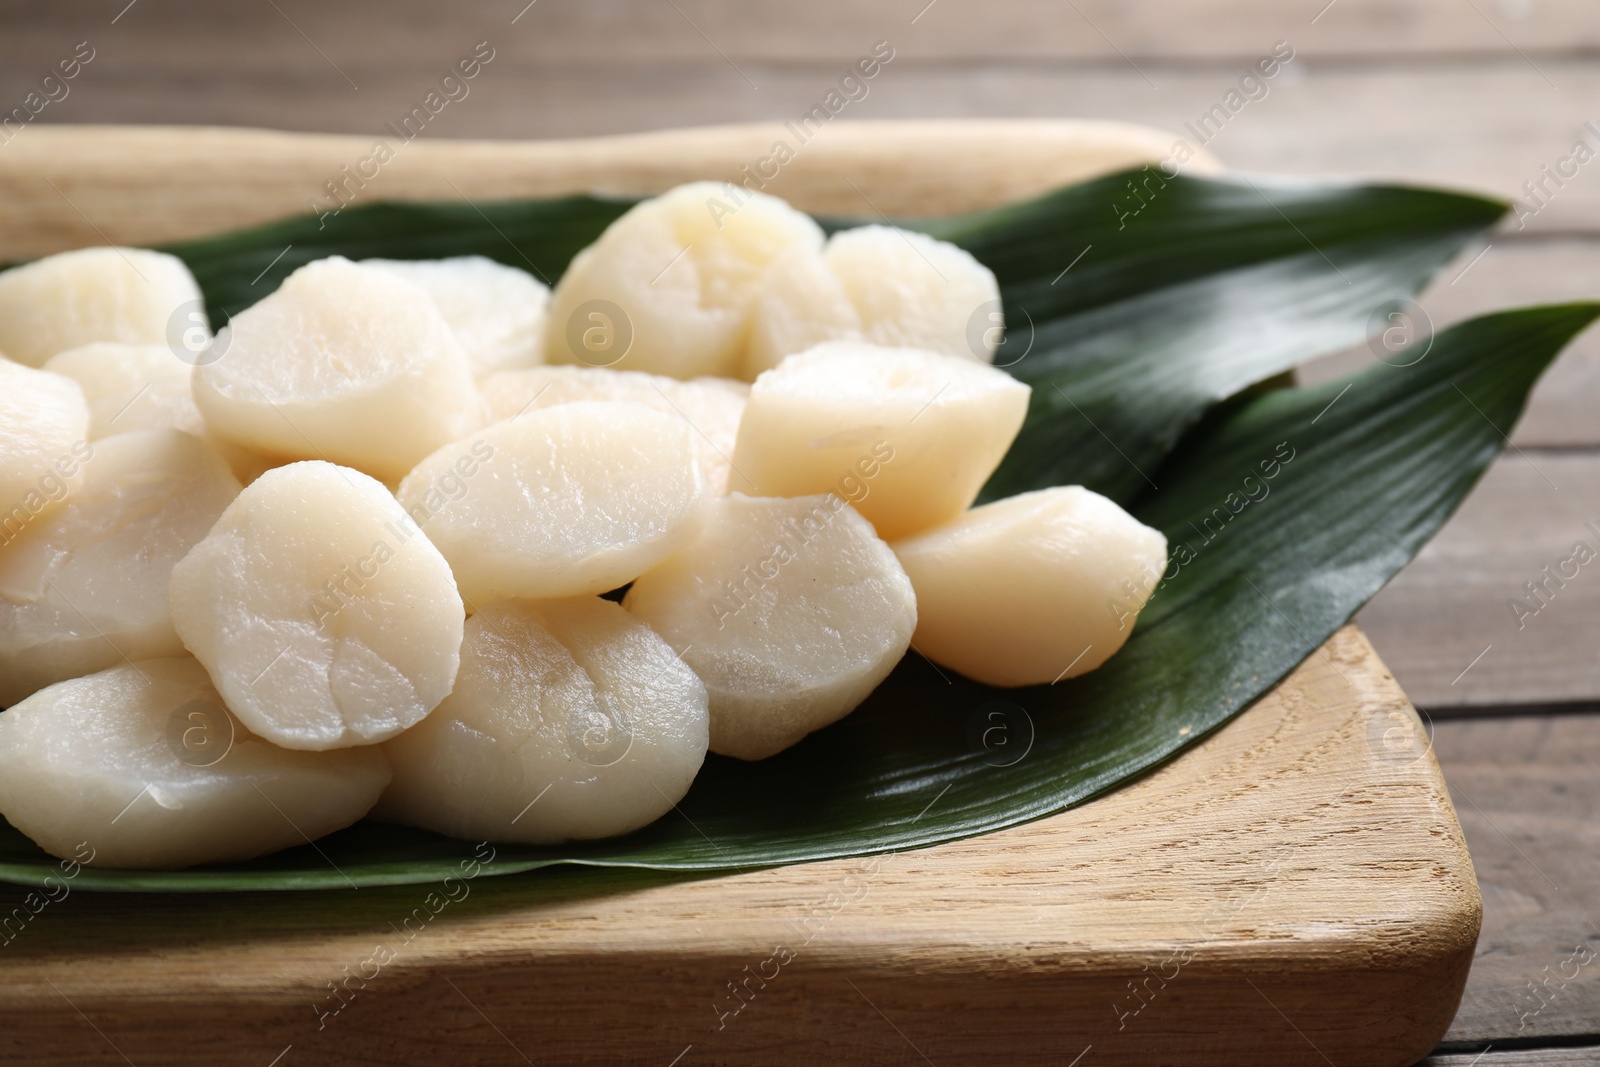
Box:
[376,597,709,845]
[544,182,825,379]
[0,247,205,368]
[732,342,1030,541]
[168,460,464,751]
[192,256,482,483]
[478,365,749,494]
[0,430,242,708]
[362,256,550,378]
[0,657,391,869]
[624,493,916,760]
[398,401,706,604]
[892,486,1169,688]
[0,356,90,535]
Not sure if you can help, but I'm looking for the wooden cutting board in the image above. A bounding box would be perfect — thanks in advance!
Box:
[0,122,1475,1067]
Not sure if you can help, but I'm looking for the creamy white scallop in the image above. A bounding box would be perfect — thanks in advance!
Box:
[545,182,823,379]
[363,256,550,378]
[892,486,1168,687]
[192,256,482,482]
[0,356,90,539]
[398,401,705,605]
[479,365,749,494]
[732,342,1030,541]
[0,430,241,708]
[0,658,390,869]
[624,493,916,760]
[745,225,1002,376]
[376,597,709,844]
[44,342,273,483]
[0,247,205,367]
[168,460,464,750]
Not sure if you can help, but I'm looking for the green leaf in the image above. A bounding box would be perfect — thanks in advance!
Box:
[0,178,1584,893]
[935,172,1506,503]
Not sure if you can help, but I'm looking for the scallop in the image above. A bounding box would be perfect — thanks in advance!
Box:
[44,342,273,484]
[192,256,481,482]
[397,401,705,606]
[168,460,464,751]
[892,486,1169,687]
[624,493,915,760]
[731,342,1030,541]
[0,430,241,708]
[363,256,550,378]
[0,357,90,543]
[0,247,205,367]
[375,597,708,844]
[825,226,1002,362]
[743,226,1003,376]
[0,658,390,869]
[544,182,823,379]
[744,243,864,379]
[480,365,750,494]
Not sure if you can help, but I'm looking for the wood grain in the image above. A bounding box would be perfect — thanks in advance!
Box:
[1299,239,1600,449]
[1425,1050,1600,1066]
[5,8,1600,235]
[4,0,1595,67]
[1356,454,1600,710]
[0,121,1216,260]
[1300,237,1600,720]
[1431,714,1600,1046]
[0,627,1479,1066]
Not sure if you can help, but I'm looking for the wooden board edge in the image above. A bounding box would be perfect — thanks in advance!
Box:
[0,119,1221,259]
[0,625,1483,1066]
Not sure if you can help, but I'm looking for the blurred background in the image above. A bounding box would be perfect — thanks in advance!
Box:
[0,0,1594,228]
[4,1,1600,1056]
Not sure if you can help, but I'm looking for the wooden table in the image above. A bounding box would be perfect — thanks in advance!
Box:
[3,2,1597,1063]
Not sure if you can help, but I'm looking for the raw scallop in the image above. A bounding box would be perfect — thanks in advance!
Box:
[44,342,273,483]
[744,243,864,379]
[0,658,390,868]
[544,182,823,378]
[744,225,1003,376]
[0,357,90,542]
[624,493,915,760]
[0,430,241,708]
[892,486,1169,687]
[363,256,549,378]
[0,247,205,367]
[192,256,481,482]
[168,460,464,750]
[376,597,708,844]
[731,342,1029,540]
[397,401,705,605]
[479,365,749,494]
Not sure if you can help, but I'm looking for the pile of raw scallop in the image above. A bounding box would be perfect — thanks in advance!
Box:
[0,183,1166,870]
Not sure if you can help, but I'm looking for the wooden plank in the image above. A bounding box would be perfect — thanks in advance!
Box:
[1299,239,1600,449]
[3,0,1596,64]
[6,61,1600,235]
[1425,1050,1600,1066]
[1431,714,1600,1046]
[1356,454,1600,710]
[0,627,1479,1067]
[0,121,1213,260]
